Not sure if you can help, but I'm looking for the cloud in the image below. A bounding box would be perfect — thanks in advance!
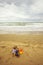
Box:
[0,0,43,22]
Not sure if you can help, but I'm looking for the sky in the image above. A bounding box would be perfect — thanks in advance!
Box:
[0,0,43,22]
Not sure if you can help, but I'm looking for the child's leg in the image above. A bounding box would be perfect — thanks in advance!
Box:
[15,51,20,57]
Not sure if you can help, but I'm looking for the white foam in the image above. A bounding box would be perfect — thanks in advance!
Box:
[0,23,43,34]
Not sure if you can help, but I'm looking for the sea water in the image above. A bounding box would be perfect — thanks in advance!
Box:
[0,22,43,34]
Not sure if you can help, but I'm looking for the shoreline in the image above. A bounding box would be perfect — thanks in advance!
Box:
[0,31,43,34]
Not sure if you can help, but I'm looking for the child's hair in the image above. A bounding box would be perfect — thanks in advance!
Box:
[13,46,17,49]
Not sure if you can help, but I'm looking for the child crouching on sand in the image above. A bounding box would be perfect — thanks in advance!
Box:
[12,46,20,57]
[12,46,17,57]
[15,48,20,57]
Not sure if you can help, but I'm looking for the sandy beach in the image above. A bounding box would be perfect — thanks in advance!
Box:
[0,33,43,65]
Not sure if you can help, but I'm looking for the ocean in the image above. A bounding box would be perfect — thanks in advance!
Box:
[0,22,43,34]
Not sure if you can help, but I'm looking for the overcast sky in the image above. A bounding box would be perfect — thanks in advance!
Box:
[0,0,43,22]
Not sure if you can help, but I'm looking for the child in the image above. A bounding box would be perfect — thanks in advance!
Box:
[12,46,17,57]
[15,48,20,57]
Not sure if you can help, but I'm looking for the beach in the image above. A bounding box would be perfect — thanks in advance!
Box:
[0,33,43,65]
[0,0,43,64]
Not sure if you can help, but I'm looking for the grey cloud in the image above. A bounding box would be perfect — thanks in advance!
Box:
[38,13,43,17]
[0,0,43,22]
[0,0,35,6]
[0,0,37,14]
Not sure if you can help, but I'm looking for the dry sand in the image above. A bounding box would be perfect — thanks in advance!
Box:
[0,34,43,65]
